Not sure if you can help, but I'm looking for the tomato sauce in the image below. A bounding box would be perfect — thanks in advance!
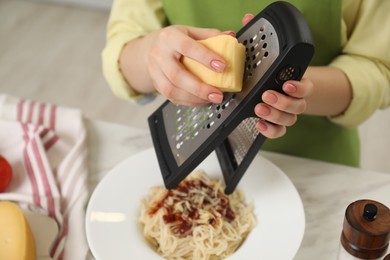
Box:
[148,178,236,237]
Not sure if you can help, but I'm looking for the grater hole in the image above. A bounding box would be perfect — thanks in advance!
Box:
[207,121,215,129]
[276,65,300,84]
[243,39,248,45]
[261,34,266,40]
[264,51,269,57]
[260,25,265,32]
[262,43,267,48]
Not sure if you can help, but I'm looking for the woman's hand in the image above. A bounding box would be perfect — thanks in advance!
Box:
[254,78,313,138]
[147,26,229,106]
[242,13,314,139]
[121,25,237,106]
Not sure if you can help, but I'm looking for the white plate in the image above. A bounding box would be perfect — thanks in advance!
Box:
[86,148,305,260]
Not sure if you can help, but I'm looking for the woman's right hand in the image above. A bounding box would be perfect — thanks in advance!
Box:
[121,25,234,106]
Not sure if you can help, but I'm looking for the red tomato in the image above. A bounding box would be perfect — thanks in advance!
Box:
[0,155,13,192]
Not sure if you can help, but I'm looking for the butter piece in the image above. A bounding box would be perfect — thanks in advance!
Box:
[182,35,246,92]
[0,201,36,260]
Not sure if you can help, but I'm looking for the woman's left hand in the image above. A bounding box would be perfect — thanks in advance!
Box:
[242,14,313,139]
[254,78,313,138]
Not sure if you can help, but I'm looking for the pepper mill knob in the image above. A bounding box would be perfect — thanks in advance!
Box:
[363,203,378,221]
[340,199,390,259]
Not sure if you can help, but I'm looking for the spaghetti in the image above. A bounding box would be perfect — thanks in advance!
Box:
[139,170,256,259]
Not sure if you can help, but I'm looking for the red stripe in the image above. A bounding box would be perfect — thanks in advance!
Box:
[50,105,56,130]
[40,128,50,139]
[17,99,25,121]
[27,101,35,123]
[50,215,68,259]
[38,103,45,125]
[31,137,56,218]
[21,124,41,207]
[44,135,59,151]
[58,250,64,260]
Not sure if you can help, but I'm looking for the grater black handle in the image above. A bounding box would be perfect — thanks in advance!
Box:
[216,134,267,194]
[148,111,174,183]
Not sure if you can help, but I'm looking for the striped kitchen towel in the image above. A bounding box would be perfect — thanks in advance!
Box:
[0,95,88,260]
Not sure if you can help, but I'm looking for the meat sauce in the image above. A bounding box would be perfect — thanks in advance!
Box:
[148,178,235,237]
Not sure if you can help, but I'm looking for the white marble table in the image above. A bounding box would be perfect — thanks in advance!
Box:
[86,119,390,260]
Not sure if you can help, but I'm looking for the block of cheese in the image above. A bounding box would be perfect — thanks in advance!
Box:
[182,34,246,92]
[0,201,36,260]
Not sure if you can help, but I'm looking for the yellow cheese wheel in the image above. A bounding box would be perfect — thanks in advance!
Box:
[0,201,36,260]
[182,34,246,92]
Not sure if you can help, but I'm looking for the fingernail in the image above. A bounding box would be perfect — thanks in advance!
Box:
[257,120,267,131]
[262,92,278,104]
[208,93,223,103]
[223,30,236,37]
[210,60,225,72]
[283,83,297,93]
[255,104,271,116]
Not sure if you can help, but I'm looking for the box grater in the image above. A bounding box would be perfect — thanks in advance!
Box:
[148,1,314,194]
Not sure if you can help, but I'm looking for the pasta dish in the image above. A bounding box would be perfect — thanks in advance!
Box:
[139,170,256,259]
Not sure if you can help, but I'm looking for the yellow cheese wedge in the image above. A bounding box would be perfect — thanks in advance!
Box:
[0,201,36,260]
[182,34,246,92]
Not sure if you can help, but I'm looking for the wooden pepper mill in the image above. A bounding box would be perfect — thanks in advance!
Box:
[338,199,390,260]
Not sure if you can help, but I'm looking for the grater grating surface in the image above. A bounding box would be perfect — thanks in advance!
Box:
[226,118,260,166]
[163,17,279,167]
[148,1,314,194]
